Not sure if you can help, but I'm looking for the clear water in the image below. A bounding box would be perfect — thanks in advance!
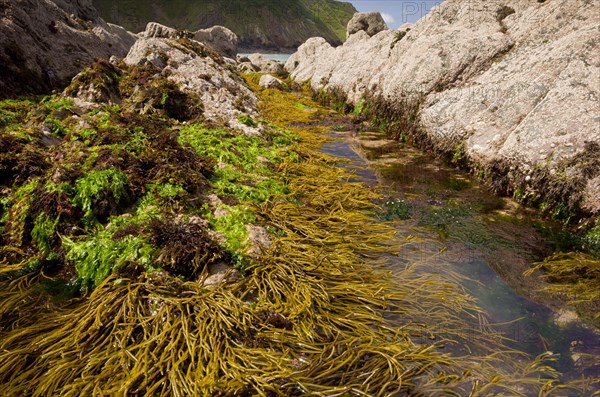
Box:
[320,133,600,384]
[237,53,292,63]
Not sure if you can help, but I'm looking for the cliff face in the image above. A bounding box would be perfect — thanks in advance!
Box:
[286,1,600,217]
[0,0,136,97]
[91,0,357,51]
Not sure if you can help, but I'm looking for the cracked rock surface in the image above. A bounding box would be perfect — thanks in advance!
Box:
[286,1,600,214]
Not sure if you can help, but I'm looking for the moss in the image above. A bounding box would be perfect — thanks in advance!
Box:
[377,198,412,221]
[2,179,39,246]
[358,92,426,146]
[205,205,255,268]
[179,123,294,203]
[64,59,122,102]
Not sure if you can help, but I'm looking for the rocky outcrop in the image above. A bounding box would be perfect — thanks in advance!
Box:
[286,0,600,216]
[0,0,136,97]
[141,23,238,58]
[142,21,179,39]
[123,37,259,133]
[346,12,388,38]
[194,26,238,58]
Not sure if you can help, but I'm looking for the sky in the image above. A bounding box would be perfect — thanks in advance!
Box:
[347,1,443,29]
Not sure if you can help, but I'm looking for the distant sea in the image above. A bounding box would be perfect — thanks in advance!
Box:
[237,53,292,63]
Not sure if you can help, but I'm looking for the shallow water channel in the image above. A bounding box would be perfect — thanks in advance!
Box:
[320,128,600,387]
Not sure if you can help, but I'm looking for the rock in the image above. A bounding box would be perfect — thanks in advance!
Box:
[193,26,238,58]
[259,75,284,90]
[244,225,272,257]
[346,12,388,38]
[124,37,260,133]
[287,0,600,215]
[238,62,259,73]
[143,22,179,39]
[284,38,334,84]
[200,262,241,288]
[247,54,286,76]
[0,0,136,97]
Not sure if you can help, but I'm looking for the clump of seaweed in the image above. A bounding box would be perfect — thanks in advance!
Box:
[148,216,224,278]
[526,252,600,322]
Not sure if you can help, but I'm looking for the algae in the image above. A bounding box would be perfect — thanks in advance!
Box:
[0,67,597,396]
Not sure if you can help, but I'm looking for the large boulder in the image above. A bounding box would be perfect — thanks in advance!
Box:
[0,0,136,97]
[124,37,259,134]
[287,0,600,215]
[346,12,388,38]
[142,22,179,39]
[193,26,238,58]
[247,54,286,76]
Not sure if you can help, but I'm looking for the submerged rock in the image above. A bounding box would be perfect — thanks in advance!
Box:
[287,0,600,216]
[0,0,136,97]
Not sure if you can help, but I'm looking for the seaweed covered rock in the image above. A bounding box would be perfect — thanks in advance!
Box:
[286,0,600,217]
[0,0,137,97]
[124,37,260,133]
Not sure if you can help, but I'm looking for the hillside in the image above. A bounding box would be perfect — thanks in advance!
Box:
[92,0,357,51]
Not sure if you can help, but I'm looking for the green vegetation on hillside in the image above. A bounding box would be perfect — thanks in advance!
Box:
[92,0,356,50]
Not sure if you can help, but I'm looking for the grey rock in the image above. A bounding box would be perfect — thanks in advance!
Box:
[287,0,600,215]
[0,0,136,97]
[248,54,285,76]
[244,225,272,257]
[238,62,259,73]
[346,12,388,38]
[124,37,260,134]
[259,74,284,90]
[200,262,241,288]
[194,26,238,58]
[143,22,178,39]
